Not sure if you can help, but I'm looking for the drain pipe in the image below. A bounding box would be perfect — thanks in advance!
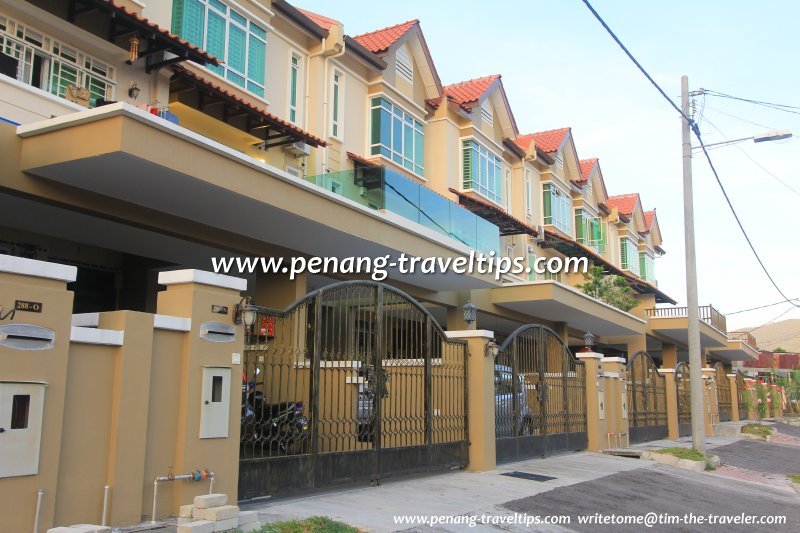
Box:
[151,469,214,524]
[33,489,44,533]
[101,485,111,526]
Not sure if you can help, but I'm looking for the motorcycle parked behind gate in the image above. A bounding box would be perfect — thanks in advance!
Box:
[241,369,310,454]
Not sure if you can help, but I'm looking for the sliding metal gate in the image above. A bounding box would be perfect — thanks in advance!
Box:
[715,363,732,422]
[626,351,668,443]
[676,362,692,436]
[238,282,468,500]
[494,325,587,463]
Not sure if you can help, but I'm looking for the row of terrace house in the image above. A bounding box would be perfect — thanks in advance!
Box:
[0,0,762,530]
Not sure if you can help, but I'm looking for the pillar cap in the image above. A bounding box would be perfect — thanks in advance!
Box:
[577,352,603,359]
[0,254,77,282]
[445,329,494,339]
[701,368,715,373]
[601,357,626,363]
[158,269,247,291]
[657,369,675,374]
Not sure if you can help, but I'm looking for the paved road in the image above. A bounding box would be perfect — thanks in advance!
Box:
[712,439,800,475]
[774,422,800,438]
[503,464,800,533]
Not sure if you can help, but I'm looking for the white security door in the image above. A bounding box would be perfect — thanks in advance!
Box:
[0,382,46,477]
[200,367,231,439]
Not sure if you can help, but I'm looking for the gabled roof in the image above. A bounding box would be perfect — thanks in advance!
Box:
[644,210,657,230]
[353,19,418,54]
[606,193,640,216]
[442,74,501,108]
[579,158,598,181]
[296,7,339,31]
[515,127,571,154]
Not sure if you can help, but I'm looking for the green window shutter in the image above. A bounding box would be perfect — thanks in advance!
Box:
[462,141,472,188]
[173,0,205,48]
[205,10,226,62]
[227,24,246,74]
[599,222,607,253]
[543,185,552,221]
[620,238,627,268]
[248,37,266,84]
[639,252,646,278]
[575,209,584,241]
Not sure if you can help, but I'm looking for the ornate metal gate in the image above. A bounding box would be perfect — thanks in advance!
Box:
[676,362,692,436]
[626,352,667,443]
[494,325,587,463]
[715,363,732,422]
[736,371,748,421]
[238,282,468,500]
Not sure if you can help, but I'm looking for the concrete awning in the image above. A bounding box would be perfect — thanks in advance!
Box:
[710,339,760,362]
[15,103,499,292]
[647,316,728,350]
[490,281,646,336]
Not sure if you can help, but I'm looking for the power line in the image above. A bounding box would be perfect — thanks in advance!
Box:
[704,104,775,130]
[702,89,800,115]
[727,298,800,315]
[581,0,800,310]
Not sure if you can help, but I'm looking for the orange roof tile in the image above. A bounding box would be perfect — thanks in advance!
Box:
[515,127,571,154]
[644,210,657,230]
[606,193,640,215]
[442,74,501,106]
[296,8,339,31]
[579,158,598,180]
[100,0,218,66]
[353,19,418,53]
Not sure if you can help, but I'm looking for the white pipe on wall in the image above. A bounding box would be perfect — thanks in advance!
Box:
[33,489,44,533]
[101,485,111,526]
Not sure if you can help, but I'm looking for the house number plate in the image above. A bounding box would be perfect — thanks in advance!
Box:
[15,300,43,313]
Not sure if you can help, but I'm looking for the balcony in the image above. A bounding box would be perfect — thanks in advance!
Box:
[728,331,757,350]
[646,305,727,333]
[710,331,760,362]
[644,304,728,352]
[308,166,500,256]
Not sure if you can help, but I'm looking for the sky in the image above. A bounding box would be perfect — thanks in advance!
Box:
[294,0,800,331]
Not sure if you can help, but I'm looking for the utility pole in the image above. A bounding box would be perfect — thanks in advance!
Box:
[681,75,706,453]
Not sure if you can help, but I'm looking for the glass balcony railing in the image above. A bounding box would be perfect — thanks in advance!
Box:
[308,166,500,256]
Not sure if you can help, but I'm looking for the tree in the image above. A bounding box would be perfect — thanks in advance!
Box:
[577,266,638,312]
[774,347,787,353]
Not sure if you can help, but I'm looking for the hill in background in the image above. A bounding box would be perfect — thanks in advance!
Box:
[737,319,800,353]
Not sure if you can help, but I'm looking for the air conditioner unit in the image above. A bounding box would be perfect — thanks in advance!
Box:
[284,141,311,158]
[536,225,546,243]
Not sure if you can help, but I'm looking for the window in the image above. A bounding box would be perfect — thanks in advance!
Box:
[640,251,655,283]
[575,208,606,253]
[545,270,562,283]
[288,52,301,123]
[505,244,514,258]
[620,237,640,275]
[462,139,502,204]
[172,0,267,97]
[525,170,532,217]
[543,183,571,234]
[370,97,424,175]
[211,376,223,402]
[527,246,536,281]
[11,394,30,429]
[505,169,511,212]
[331,70,343,139]
[395,46,413,83]
[555,154,563,170]
[0,15,114,106]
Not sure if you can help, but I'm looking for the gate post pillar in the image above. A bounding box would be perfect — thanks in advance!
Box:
[156,270,246,514]
[447,330,496,471]
[601,357,628,448]
[728,374,740,422]
[701,368,716,436]
[577,353,604,451]
[659,369,679,440]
